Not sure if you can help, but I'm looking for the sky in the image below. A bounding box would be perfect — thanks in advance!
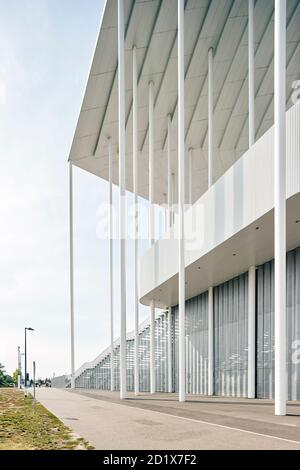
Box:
[0,0,158,380]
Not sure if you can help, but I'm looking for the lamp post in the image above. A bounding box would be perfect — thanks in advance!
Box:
[24,327,34,396]
[17,346,21,389]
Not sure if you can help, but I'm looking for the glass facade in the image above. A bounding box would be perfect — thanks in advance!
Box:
[74,246,300,400]
[256,247,300,399]
[214,274,248,397]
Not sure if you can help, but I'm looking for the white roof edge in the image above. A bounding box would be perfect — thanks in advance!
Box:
[68,0,108,163]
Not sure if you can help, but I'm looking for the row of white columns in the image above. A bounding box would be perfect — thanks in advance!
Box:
[69,0,287,415]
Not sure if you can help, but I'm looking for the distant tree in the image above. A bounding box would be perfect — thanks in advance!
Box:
[0,363,8,387]
[5,375,13,385]
[12,369,19,385]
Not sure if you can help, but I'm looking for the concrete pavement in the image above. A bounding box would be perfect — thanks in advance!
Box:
[36,388,300,450]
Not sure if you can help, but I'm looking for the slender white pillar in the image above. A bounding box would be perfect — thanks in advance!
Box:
[150,300,155,394]
[248,266,256,398]
[208,47,214,188]
[149,81,155,245]
[133,46,139,395]
[69,162,75,389]
[167,307,173,393]
[167,114,172,229]
[149,80,155,394]
[188,148,193,206]
[274,0,286,416]
[207,48,214,397]
[118,0,127,400]
[164,206,168,232]
[17,347,21,389]
[248,0,255,147]
[171,173,175,225]
[108,139,114,392]
[208,286,214,396]
[178,0,185,403]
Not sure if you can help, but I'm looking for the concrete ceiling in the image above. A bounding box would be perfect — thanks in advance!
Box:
[69,0,300,204]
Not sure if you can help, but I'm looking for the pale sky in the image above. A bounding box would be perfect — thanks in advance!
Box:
[0,0,158,380]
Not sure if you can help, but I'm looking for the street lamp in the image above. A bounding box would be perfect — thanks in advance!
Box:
[17,346,21,389]
[24,327,34,396]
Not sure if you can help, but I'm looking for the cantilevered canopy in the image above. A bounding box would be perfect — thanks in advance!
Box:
[69,0,300,204]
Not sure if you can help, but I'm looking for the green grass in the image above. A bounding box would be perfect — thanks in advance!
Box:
[0,388,94,450]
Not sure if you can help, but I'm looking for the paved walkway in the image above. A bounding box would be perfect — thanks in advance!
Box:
[36,388,300,450]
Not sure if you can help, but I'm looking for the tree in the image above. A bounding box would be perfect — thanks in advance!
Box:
[0,363,14,387]
[0,363,8,387]
[12,369,19,385]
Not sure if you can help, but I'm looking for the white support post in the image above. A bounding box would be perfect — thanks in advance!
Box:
[274,0,286,416]
[150,300,155,394]
[167,307,173,393]
[164,206,168,232]
[178,0,185,403]
[17,347,21,389]
[167,114,172,229]
[69,162,75,389]
[248,266,256,398]
[171,173,175,225]
[149,81,155,245]
[208,286,214,396]
[248,0,255,147]
[108,139,114,392]
[118,0,127,400]
[133,46,139,396]
[149,80,155,394]
[188,148,193,206]
[207,47,214,398]
[208,47,214,188]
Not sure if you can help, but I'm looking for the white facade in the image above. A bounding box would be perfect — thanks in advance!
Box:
[66,0,300,416]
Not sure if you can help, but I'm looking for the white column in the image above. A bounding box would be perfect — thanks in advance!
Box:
[149,80,155,394]
[69,162,75,389]
[167,114,172,229]
[18,347,21,389]
[171,173,175,225]
[208,286,214,396]
[133,46,139,395]
[178,0,185,403]
[166,117,172,393]
[164,206,168,232]
[149,81,155,245]
[248,266,256,398]
[208,47,214,188]
[118,0,127,400]
[150,300,155,394]
[207,48,214,398]
[274,0,286,416]
[248,0,255,147]
[108,139,114,392]
[188,148,193,206]
[167,307,173,393]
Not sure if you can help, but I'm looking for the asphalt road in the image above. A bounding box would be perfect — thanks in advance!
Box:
[36,388,300,450]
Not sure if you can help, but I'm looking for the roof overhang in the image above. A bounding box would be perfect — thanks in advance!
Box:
[69,0,300,204]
